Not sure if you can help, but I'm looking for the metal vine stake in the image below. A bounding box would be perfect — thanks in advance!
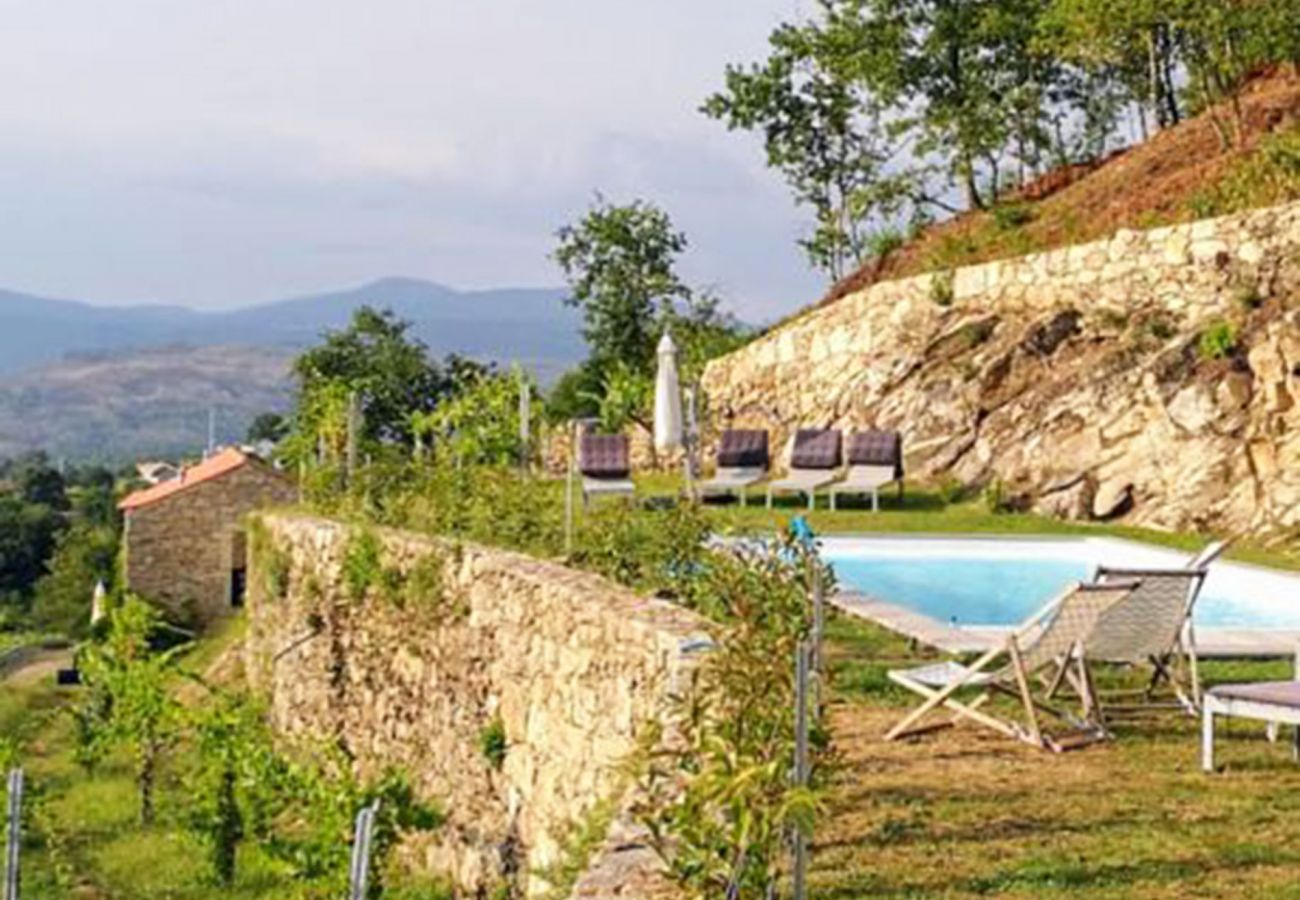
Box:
[348,800,381,900]
[4,769,23,900]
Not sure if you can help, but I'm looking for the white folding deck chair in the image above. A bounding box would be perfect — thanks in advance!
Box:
[765,429,842,510]
[1076,540,1228,714]
[829,430,904,512]
[699,429,770,506]
[887,580,1142,752]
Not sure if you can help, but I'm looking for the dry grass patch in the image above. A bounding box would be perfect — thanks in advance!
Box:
[817,616,1300,898]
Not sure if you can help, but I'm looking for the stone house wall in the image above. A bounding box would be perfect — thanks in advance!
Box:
[244,512,707,898]
[701,201,1300,535]
[123,462,296,623]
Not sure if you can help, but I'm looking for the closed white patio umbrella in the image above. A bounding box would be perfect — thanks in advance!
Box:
[655,331,696,498]
[654,331,683,453]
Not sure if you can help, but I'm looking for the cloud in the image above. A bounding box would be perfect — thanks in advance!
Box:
[0,0,824,319]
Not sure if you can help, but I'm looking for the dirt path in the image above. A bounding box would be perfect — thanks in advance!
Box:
[0,646,74,686]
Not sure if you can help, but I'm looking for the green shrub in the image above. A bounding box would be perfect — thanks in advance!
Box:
[403,550,448,612]
[479,717,508,770]
[637,531,827,898]
[930,270,956,307]
[992,203,1033,230]
[342,530,386,602]
[248,520,291,604]
[1192,126,1300,217]
[1198,321,1239,361]
[868,228,904,259]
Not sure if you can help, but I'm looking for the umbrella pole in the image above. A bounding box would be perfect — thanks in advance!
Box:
[684,386,697,503]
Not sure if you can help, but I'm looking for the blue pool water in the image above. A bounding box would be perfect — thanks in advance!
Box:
[830,557,1091,626]
[824,540,1300,629]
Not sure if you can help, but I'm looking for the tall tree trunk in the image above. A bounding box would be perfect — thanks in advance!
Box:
[1147,29,1166,128]
[1160,36,1181,126]
[962,154,984,211]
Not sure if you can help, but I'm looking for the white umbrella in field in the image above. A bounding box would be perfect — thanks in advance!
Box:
[654,331,683,453]
[91,580,107,626]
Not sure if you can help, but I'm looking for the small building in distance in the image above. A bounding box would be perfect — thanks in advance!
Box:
[119,448,296,624]
[135,460,180,485]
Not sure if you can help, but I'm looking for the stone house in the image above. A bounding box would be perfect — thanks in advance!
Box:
[119,447,296,624]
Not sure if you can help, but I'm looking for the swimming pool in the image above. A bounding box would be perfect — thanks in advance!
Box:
[822,536,1300,630]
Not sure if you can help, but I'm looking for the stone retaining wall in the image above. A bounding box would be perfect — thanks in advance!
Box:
[244,513,705,897]
[701,201,1300,535]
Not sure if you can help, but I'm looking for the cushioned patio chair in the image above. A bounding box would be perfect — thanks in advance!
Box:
[765,429,842,510]
[699,429,769,506]
[1071,541,1228,715]
[829,429,904,512]
[579,433,635,507]
[886,580,1142,752]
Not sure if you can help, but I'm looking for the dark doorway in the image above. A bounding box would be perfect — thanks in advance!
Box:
[230,568,247,607]
[230,529,248,607]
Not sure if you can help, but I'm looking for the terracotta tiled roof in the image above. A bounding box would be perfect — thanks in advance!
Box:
[119,447,256,511]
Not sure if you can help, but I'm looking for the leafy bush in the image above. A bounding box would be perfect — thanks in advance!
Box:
[992,203,1033,230]
[479,717,508,770]
[930,269,956,307]
[572,503,711,599]
[1198,321,1239,361]
[414,367,535,467]
[867,228,904,259]
[1189,127,1300,218]
[342,529,388,602]
[637,532,828,898]
[75,596,189,824]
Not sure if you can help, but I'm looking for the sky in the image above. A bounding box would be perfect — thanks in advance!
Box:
[0,0,826,322]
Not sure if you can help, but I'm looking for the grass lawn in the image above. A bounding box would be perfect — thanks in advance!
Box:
[628,473,1300,573]
[817,614,1300,898]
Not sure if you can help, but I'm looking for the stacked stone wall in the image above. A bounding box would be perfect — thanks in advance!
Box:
[244,513,707,897]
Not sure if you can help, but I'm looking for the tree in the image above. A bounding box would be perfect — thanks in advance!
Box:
[703,15,916,278]
[246,412,290,446]
[31,522,118,637]
[0,493,63,611]
[414,366,536,466]
[553,197,692,377]
[76,596,187,825]
[292,306,446,448]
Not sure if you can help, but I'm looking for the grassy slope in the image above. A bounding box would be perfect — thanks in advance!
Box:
[1,617,309,899]
[817,71,1300,310]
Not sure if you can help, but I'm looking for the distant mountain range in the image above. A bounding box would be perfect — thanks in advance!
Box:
[0,277,582,375]
[0,277,585,461]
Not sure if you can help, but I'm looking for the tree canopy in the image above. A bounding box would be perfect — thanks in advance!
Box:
[292,306,447,448]
[706,0,1300,280]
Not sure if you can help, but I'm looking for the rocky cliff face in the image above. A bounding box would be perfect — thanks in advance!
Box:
[703,202,1300,538]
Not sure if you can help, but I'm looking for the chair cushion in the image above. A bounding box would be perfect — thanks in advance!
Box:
[716,429,769,468]
[1210,681,1300,708]
[848,430,903,477]
[790,429,842,469]
[580,434,630,478]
